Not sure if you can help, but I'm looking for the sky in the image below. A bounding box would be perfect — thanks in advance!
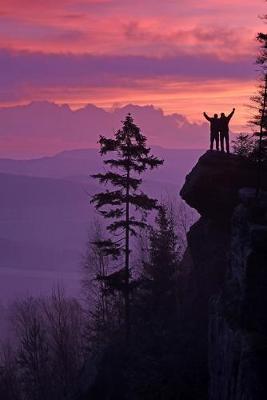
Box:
[0,0,266,154]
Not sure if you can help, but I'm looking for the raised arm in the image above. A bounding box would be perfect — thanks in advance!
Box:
[227,108,235,121]
[203,112,211,121]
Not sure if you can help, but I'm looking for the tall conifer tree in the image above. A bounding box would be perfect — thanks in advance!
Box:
[250,32,267,195]
[91,114,163,337]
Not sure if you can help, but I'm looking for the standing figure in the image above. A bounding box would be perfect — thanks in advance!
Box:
[203,112,220,151]
[219,108,235,153]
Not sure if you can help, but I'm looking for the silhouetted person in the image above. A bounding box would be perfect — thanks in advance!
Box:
[219,108,235,153]
[203,112,220,151]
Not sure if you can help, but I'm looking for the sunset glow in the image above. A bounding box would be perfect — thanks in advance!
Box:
[0,0,266,150]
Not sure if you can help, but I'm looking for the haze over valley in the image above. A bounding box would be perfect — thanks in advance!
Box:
[0,146,202,304]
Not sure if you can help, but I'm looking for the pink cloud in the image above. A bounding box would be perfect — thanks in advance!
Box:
[124,21,255,60]
[0,0,264,58]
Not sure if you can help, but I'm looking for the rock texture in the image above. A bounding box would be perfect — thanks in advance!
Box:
[179,151,267,400]
[209,191,267,400]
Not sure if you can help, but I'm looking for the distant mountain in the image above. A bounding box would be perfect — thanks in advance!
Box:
[0,148,203,302]
[0,101,208,158]
[0,147,203,186]
[0,148,102,179]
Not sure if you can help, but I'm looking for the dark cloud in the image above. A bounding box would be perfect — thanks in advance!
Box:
[0,48,256,102]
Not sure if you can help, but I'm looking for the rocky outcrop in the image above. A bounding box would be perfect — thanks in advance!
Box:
[179,151,267,400]
[180,151,263,220]
[209,190,267,400]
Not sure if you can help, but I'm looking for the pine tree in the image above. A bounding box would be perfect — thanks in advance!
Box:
[232,133,255,159]
[91,114,163,338]
[250,32,267,195]
[143,205,181,299]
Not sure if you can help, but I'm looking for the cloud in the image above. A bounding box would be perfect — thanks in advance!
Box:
[0,0,264,57]
[0,48,256,93]
[123,21,255,60]
[0,102,211,157]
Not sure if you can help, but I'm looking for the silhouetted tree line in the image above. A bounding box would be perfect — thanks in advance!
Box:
[0,288,85,400]
[80,204,196,400]
[0,204,194,400]
[0,115,197,400]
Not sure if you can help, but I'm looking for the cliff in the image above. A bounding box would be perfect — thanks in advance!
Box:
[209,190,267,399]
[180,150,267,400]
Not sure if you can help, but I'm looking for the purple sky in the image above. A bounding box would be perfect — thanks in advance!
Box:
[0,0,266,154]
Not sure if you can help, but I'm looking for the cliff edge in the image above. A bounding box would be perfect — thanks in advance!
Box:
[179,150,267,400]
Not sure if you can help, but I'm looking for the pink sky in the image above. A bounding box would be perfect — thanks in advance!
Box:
[0,0,266,152]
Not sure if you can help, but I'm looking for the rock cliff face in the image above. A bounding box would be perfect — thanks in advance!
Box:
[209,191,267,400]
[180,151,267,400]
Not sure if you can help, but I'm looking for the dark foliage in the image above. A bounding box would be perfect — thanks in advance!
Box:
[249,30,267,194]
[82,204,202,400]
[91,113,163,246]
[232,133,256,159]
[142,205,181,311]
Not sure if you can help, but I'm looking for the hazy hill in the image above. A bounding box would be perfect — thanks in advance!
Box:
[0,148,203,302]
[0,147,202,184]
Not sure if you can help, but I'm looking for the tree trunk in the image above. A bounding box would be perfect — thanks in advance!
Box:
[125,140,130,340]
[257,74,267,197]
